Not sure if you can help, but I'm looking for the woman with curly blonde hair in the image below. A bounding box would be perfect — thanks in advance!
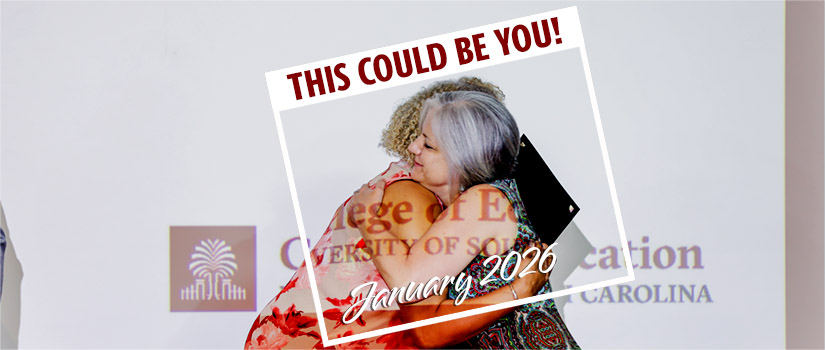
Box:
[245,77,549,349]
[381,77,505,163]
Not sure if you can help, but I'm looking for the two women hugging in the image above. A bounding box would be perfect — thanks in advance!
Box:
[246,77,580,349]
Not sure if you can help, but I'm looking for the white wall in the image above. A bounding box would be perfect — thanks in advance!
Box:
[1,2,783,348]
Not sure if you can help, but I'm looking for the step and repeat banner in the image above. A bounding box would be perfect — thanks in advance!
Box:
[1,2,786,349]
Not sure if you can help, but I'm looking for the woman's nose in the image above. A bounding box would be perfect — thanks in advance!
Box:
[408,136,422,155]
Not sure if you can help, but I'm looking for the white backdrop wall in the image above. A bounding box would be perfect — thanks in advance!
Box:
[1,2,783,348]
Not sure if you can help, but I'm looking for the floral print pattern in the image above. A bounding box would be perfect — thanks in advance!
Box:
[245,162,417,349]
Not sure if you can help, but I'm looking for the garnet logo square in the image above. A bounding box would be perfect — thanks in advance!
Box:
[170,226,256,311]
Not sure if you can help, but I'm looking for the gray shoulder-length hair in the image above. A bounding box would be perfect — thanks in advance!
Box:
[421,91,520,190]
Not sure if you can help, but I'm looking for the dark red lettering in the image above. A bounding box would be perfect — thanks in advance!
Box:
[454,37,473,65]
[493,27,511,55]
[426,43,447,70]
[512,25,531,52]
[285,72,304,100]
[373,54,393,82]
[531,19,552,48]
[551,17,562,44]
[471,33,489,61]
[334,63,350,91]
[358,57,375,85]
[412,47,430,74]
[304,68,326,97]
[323,65,336,93]
[393,50,413,78]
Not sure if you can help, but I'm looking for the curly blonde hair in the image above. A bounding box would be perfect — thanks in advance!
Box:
[381,77,505,161]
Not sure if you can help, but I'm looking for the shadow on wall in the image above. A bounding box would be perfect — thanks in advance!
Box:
[550,222,594,318]
[1,201,22,349]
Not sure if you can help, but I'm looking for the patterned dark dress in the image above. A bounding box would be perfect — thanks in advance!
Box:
[448,178,580,349]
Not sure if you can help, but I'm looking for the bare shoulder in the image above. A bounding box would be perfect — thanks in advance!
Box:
[419,183,518,256]
[382,180,442,240]
[462,183,504,196]
[449,183,516,229]
[458,184,510,207]
[384,180,439,206]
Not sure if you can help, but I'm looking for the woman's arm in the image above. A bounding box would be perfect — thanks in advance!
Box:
[399,245,549,348]
[351,181,518,289]
[363,180,546,347]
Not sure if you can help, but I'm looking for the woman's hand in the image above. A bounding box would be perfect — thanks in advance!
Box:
[346,182,386,231]
[511,241,554,298]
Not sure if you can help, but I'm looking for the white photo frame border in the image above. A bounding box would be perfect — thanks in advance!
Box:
[264,6,634,346]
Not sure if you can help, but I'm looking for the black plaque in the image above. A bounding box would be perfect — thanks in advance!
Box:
[514,134,580,245]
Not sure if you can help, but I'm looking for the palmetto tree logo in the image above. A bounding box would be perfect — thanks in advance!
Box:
[179,239,247,301]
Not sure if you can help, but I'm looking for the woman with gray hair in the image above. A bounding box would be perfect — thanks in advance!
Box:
[351,90,579,348]
[246,78,556,349]
[416,90,520,192]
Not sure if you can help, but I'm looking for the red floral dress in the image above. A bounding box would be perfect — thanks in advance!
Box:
[245,162,419,349]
